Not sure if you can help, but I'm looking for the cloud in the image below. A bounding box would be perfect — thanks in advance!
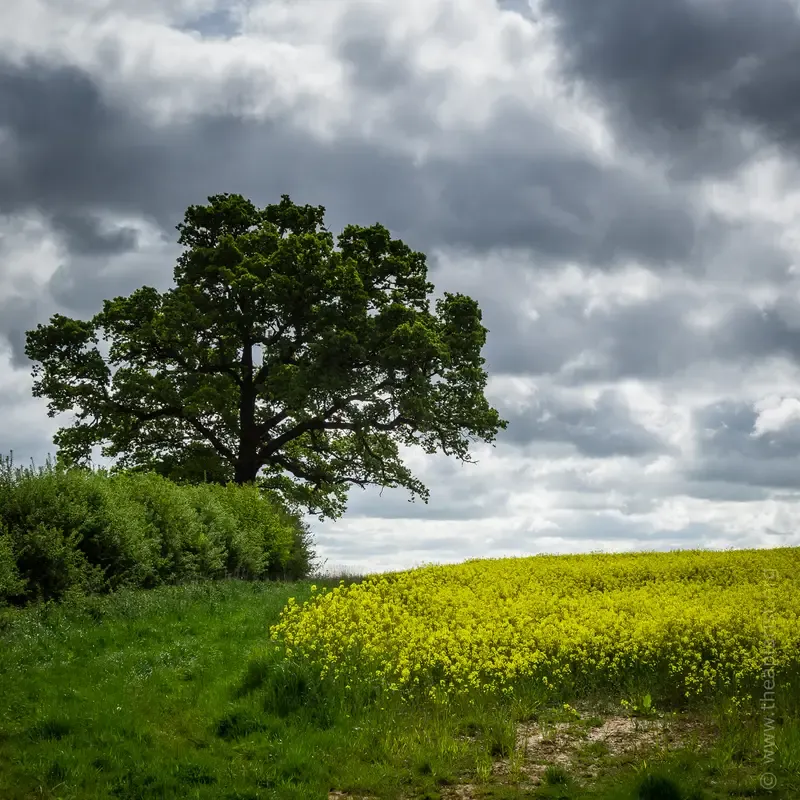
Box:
[0,58,178,222]
[752,396,800,436]
[688,399,800,490]
[546,0,800,177]
[426,133,702,266]
[49,212,140,257]
[0,52,715,275]
[1,0,800,572]
[500,386,669,458]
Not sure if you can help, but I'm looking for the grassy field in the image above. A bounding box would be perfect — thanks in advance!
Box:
[0,553,799,799]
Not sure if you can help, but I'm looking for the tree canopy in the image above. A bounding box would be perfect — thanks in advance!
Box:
[25,193,508,519]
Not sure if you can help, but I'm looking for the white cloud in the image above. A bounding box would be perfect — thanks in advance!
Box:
[751,396,800,437]
[2,0,800,574]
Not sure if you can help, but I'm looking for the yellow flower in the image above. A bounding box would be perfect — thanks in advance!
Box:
[268,548,800,705]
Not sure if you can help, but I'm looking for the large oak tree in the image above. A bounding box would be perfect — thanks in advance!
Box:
[25,194,507,519]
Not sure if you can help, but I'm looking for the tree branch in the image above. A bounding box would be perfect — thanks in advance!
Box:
[257,410,290,436]
[268,451,370,489]
[183,416,237,464]
[252,318,306,387]
[123,339,242,387]
[107,397,237,465]
[176,352,242,386]
[257,378,400,459]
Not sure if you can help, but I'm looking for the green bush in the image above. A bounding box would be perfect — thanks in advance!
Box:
[0,523,25,603]
[0,458,162,600]
[180,484,235,579]
[106,471,209,583]
[1,465,110,601]
[269,500,320,581]
[88,480,162,589]
[0,452,318,606]
[204,483,293,579]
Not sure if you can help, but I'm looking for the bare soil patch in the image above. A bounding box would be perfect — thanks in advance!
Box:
[331,712,716,799]
[443,712,716,798]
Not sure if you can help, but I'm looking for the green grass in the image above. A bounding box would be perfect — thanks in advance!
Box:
[0,578,798,799]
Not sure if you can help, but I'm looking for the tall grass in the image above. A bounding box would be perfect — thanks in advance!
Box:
[0,451,318,606]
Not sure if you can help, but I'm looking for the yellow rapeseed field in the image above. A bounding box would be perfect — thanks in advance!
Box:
[269,548,800,705]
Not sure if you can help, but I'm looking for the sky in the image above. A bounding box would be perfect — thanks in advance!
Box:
[2,0,800,575]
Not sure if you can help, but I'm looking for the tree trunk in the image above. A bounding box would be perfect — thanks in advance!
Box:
[235,338,261,485]
[234,449,260,484]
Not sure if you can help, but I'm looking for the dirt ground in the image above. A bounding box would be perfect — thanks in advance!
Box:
[329,708,716,800]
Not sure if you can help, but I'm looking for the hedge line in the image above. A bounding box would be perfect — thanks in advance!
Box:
[0,454,318,606]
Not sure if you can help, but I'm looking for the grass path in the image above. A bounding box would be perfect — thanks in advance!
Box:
[0,579,797,799]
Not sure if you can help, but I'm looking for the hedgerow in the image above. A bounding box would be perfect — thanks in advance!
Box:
[0,452,317,606]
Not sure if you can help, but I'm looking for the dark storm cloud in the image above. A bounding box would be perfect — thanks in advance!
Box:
[481,289,702,380]
[49,212,139,257]
[480,283,800,382]
[428,135,697,267]
[0,57,424,250]
[567,297,708,382]
[545,0,800,176]
[499,388,667,458]
[713,304,800,364]
[0,53,721,287]
[687,399,800,490]
[2,49,797,391]
[45,252,174,318]
[0,248,174,364]
[477,289,570,377]
[0,59,161,218]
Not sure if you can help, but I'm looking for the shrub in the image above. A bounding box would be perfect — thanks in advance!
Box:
[180,484,236,580]
[0,456,161,601]
[9,520,105,603]
[0,451,319,606]
[266,499,319,581]
[106,471,209,583]
[0,522,25,603]
[204,482,293,580]
[0,463,108,602]
[89,480,161,589]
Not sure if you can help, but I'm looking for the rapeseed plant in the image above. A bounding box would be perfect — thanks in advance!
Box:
[269,548,800,708]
